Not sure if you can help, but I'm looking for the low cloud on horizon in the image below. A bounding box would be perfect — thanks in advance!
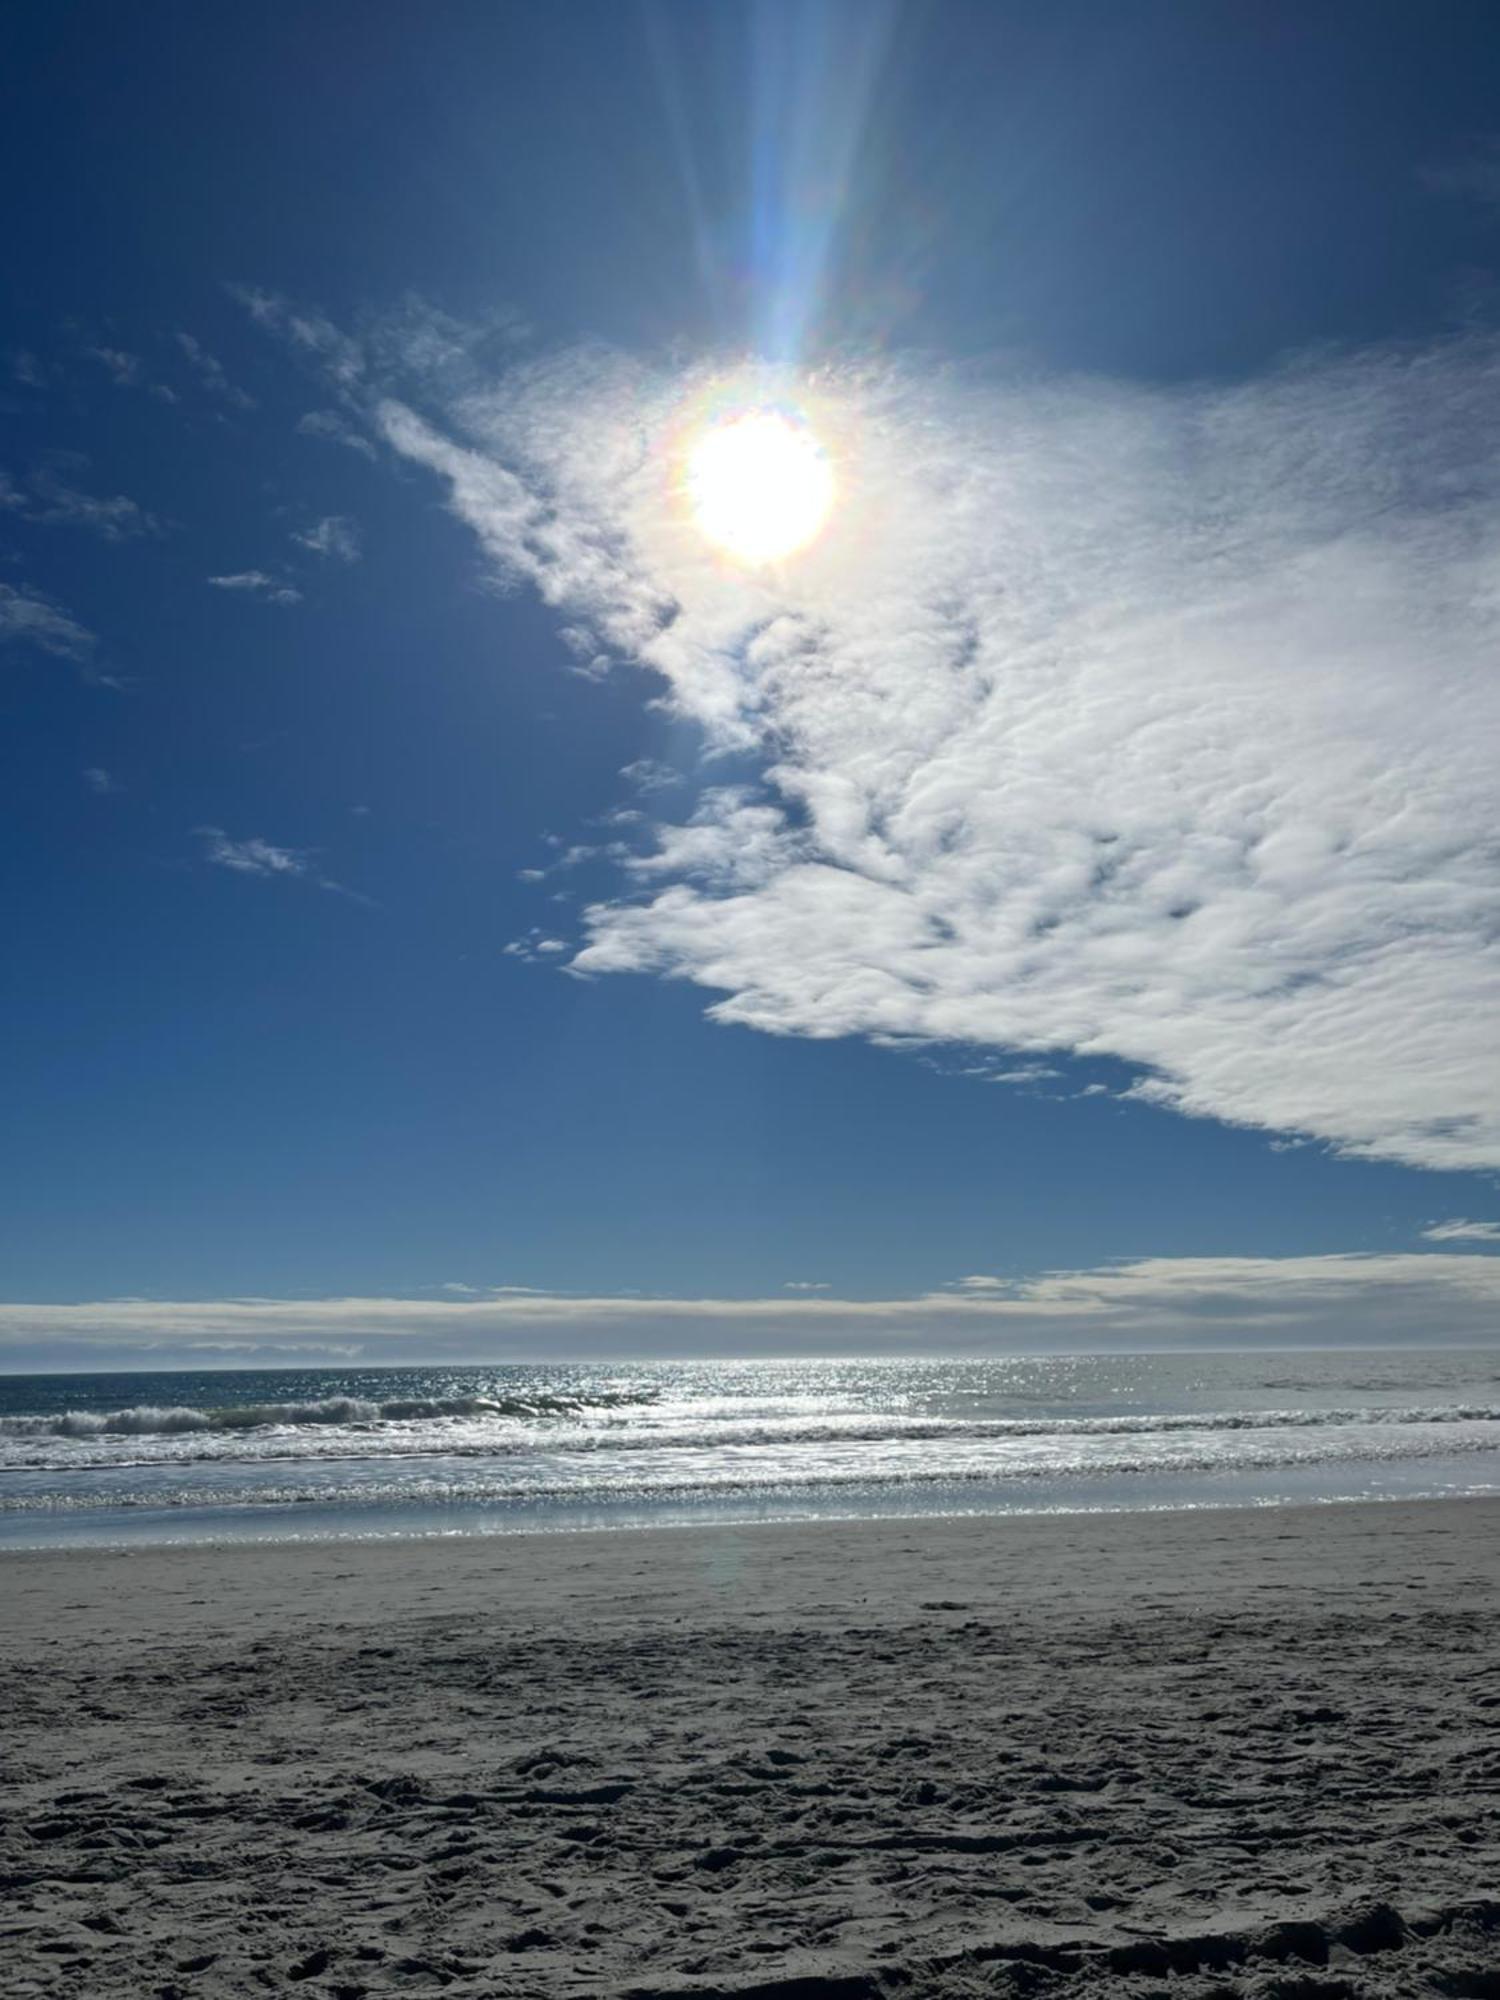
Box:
[3,1251,1498,1371]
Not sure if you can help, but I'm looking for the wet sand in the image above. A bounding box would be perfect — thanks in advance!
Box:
[3,1499,1498,1997]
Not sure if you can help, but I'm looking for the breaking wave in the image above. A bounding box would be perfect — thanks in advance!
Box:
[5,1398,1500,1446]
[5,1424,1500,1517]
[0,1389,656,1441]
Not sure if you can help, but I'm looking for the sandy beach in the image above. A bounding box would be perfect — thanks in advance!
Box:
[3,1499,1498,1998]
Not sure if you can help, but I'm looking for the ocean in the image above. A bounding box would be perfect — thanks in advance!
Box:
[1,1348,1497,1549]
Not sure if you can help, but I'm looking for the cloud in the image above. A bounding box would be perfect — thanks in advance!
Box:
[504,929,572,963]
[82,766,119,795]
[2,1252,1498,1366]
[1422,136,1500,210]
[196,827,308,877]
[195,826,373,905]
[5,463,159,540]
[174,331,255,408]
[783,1280,831,1291]
[76,340,180,402]
[0,582,97,662]
[86,345,144,388]
[347,325,1500,1175]
[31,482,155,540]
[296,408,377,459]
[620,757,685,793]
[1421,1218,1500,1244]
[229,286,364,386]
[206,570,302,606]
[293,514,361,563]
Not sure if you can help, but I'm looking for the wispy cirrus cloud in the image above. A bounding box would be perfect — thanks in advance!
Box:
[75,338,178,403]
[195,826,374,906]
[30,480,157,540]
[3,462,160,540]
[197,827,309,878]
[1421,1218,1500,1244]
[296,408,377,460]
[343,322,1500,1176]
[2,1252,1498,1366]
[620,757,686,794]
[292,513,361,562]
[174,331,254,409]
[206,569,302,606]
[85,344,145,388]
[0,581,97,663]
[228,285,364,387]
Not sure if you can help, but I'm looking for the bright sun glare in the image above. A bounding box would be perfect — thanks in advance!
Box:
[686,409,835,566]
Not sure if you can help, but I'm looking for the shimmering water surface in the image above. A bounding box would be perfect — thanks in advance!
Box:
[2,1350,1497,1547]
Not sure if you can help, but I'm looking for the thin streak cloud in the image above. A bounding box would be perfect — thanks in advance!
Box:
[0,581,97,662]
[197,828,308,878]
[175,330,255,408]
[2,1253,1497,1366]
[195,826,373,906]
[6,464,160,540]
[206,569,302,606]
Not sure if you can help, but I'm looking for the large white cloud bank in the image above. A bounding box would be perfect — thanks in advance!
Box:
[376,330,1500,1172]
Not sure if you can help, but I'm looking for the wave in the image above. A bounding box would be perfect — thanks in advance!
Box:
[0,1400,1498,1483]
[0,1389,656,1441]
[6,1425,1500,1515]
[1,1398,1498,1474]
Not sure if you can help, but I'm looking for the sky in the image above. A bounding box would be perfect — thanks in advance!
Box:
[2,0,1499,1369]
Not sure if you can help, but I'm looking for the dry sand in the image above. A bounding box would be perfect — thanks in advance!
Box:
[3,1499,1498,1998]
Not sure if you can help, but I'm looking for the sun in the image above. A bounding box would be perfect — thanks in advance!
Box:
[685,408,835,566]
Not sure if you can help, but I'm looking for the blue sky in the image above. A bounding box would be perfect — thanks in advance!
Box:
[3,2,1499,1367]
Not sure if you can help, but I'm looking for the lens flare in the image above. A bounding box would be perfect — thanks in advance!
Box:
[686,409,835,565]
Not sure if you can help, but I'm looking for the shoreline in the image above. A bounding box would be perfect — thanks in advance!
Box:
[4,1489,1497,1646]
[3,1452,1496,1561]
[6,1495,1498,1997]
